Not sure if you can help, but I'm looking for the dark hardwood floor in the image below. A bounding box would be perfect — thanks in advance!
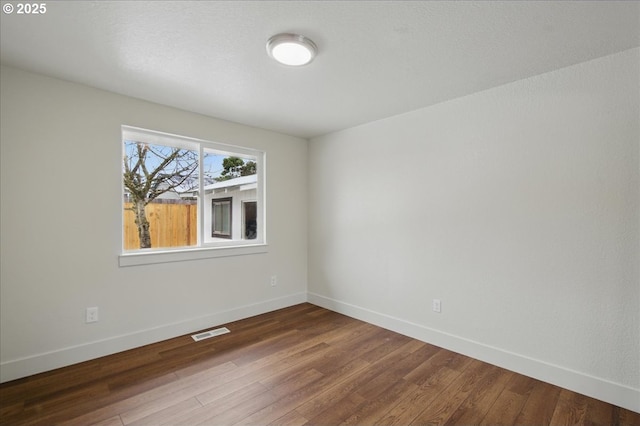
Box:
[1,303,638,425]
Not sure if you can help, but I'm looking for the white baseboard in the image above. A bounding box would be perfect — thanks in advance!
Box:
[0,292,307,383]
[307,292,640,413]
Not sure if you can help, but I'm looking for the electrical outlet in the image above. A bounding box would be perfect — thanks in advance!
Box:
[86,307,99,323]
[270,275,277,287]
[432,299,441,313]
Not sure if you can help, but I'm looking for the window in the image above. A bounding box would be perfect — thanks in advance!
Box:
[243,201,257,240]
[212,198,232,239]
[120,126,265,266]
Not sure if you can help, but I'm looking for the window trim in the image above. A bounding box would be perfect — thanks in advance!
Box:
[118,244,268,267]
[119,125,266,266]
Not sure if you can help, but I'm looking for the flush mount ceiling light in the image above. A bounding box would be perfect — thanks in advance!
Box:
[266,33,317,66]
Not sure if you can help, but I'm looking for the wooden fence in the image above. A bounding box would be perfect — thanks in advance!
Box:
[123,201,197,250]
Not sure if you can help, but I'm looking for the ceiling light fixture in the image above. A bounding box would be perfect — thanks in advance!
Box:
[267,33,317,66]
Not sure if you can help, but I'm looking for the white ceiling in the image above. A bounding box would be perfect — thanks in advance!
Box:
[1,1,638,138]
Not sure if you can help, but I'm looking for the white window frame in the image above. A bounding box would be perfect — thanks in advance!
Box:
[119,126,267,267]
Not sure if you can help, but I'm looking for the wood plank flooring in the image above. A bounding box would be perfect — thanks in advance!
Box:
[1,303,638,425]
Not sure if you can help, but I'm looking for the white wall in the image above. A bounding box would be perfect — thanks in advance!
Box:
[0,66,308,382]
[308,49,639,411]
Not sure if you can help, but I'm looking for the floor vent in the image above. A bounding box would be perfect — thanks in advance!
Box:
[191,327,230,342]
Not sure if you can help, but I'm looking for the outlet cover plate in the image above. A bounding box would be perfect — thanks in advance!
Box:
[86,307,99,323]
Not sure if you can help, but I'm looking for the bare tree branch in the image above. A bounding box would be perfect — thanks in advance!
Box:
[123,141,199,248]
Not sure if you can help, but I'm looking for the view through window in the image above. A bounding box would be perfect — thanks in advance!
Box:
[122,126,263,253]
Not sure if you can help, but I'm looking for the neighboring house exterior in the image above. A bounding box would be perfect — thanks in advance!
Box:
[155,191,183,201]
[183,174,257,242]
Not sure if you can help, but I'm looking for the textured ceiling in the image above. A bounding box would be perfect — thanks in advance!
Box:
[1,1,638,138]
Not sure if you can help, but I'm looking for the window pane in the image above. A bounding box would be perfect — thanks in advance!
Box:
[213,204,222,232]
[203,149,258,243]
[221,203,230,234]
[123,141,199,250]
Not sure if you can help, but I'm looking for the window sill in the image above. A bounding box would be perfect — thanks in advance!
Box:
[119,244,268,267]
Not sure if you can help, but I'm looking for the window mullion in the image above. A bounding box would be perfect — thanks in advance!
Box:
[198,144,204,247]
